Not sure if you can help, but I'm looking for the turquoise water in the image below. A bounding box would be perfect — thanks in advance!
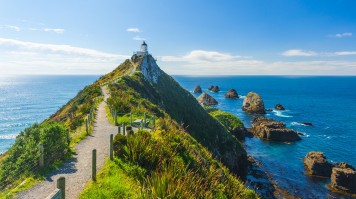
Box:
[174,76,356,198]
[0,75,99,154]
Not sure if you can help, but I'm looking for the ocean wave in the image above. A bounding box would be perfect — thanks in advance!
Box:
[0,134,18,140]
[272,110,293,118]
[291,122,307,126]
[239,95,246,99]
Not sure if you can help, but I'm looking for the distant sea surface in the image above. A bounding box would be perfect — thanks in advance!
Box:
[0,75,100,154]
[174,75,356,198]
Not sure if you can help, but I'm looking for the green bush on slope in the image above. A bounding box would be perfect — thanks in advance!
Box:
[0,122,69,187]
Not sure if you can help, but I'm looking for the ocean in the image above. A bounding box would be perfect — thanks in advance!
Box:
[0,75,100,155]
[174,75,356,198]
[1,75,355,198]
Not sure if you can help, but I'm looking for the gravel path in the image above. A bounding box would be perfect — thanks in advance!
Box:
[17,86,117,199]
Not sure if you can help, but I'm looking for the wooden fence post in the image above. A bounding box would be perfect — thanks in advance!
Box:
[110,134,113,160]
[144,113,146,128]
[57,177,65,199]
[153,115,155,129]
[92,149,97,181]
[85,119,89,135]
[123,124,126,136]
[130,112,132,126]
[118,125,121,134]
[114,112,117,126]
[39,143,44,168]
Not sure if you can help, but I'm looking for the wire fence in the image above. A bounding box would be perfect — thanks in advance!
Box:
[109,108,156,130]
[0,100,100,193]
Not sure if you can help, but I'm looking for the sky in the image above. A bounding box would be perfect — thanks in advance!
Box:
[1,0,356,75]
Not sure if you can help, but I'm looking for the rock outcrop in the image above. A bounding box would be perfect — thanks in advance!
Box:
[208,85,220,92]
[275,104,285,110]
[139,55,163,84]
[251,116,301,141]
[225,89,239,99]
[197,92,218,106]
[304,152,333,177]
[242,92,266,114]
[193,85,202,93]
[330,165,356,194]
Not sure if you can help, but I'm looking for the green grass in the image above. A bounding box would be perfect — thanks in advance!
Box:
[80,159,141,199]
[207,107,244,130]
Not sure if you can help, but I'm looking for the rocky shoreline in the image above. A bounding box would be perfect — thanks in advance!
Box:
[193,84,356,198]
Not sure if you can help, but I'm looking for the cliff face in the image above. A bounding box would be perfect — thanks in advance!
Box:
[134,55,248,177]
[138,55,163,84]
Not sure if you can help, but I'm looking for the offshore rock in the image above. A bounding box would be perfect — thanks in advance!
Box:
[304,152,333,177]
[197,92,218,106]
[275,104,285,110]
[330,166,356,194]
[242,92,266,114]
[208,85,220,92]
[225,89,239,99]
[252,116,301,141]
[193,85,202,93]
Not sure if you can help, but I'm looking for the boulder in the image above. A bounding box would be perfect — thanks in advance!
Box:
[225,89,239,99]
[211,86,220,92]
[193,85,202,93]
[336,162,355,170]
[275,104,285,110]
[208,85,214,90]
[251,117,301,141]
[242,92,266,114]
[330,167,356,194]
[304,152,333,177]
[197,92,218,106]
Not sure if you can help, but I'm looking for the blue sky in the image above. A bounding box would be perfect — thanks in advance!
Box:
[1,0,356,75]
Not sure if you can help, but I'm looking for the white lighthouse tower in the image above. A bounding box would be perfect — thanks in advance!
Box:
[135,41,148,56]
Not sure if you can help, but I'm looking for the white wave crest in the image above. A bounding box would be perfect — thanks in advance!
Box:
[273,110,293,118]
[0,134,17,140]
[291,122,307,126]
[239,95,246,99]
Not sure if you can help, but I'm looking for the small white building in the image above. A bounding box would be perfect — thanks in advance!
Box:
[135,41,148,56]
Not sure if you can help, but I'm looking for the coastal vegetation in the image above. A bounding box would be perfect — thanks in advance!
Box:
[80,57,257,198]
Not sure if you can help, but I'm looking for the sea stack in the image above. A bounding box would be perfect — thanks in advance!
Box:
[251,116,301,141]
[304,152,333,177]
[225,89,239,99]
[242,92,266,114]
[193,85,202,93]
[329,163,356,194]
[275,104,285,110]
[197,92,218,106]
[208,85,220,92]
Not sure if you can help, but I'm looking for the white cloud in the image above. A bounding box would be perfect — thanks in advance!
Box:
[333,51,356,55]
[334,32,352,38]
[282,49,356,57]
[0,38,130,74]
[132,36,146,41]
[0,25,21,32]
[44,28,65,34]
[127,28,141,33]
[161,50,247,63]
[281,49,317,57]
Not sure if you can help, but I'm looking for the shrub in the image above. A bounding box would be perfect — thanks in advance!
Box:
[0,122,70,186]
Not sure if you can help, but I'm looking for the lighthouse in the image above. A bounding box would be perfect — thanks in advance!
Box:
[135,41,149,56]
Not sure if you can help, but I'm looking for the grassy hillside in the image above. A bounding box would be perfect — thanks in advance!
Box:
[82,63,257,197]
[154,72,248,177]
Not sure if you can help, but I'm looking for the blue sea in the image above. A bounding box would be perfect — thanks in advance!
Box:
[0,75,100,155]
[174,76,356,198]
